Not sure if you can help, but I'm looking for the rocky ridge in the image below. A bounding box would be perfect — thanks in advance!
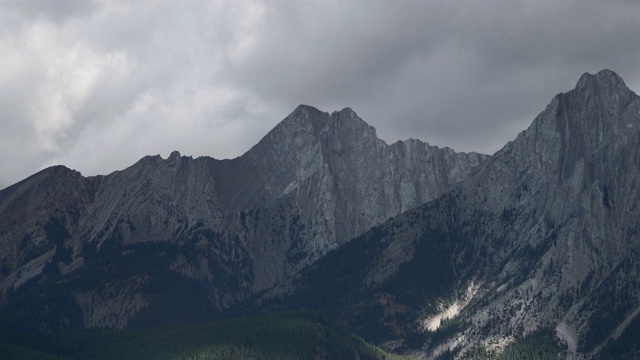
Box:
[267,70,640,359]
[3,69,636,359]
[0,105,486,331]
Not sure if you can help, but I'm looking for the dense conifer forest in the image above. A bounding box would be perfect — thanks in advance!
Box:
[0,312,407,360]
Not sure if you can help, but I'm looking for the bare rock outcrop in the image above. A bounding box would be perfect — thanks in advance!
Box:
[0,105,486,331]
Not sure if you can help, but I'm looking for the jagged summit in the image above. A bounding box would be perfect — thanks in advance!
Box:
[258,104,327,144]
[560,69,639,145]
[331,107,357,117]
[286,103,326,122]
[328,106,376,137]
[269,104,373,141]
[575,69,627,90]
[168,150,181,159]
[291,104,359,118]
[571,69,636,106]
[292,103,321,113]
[498,69,640,165]
[0,99,487,332]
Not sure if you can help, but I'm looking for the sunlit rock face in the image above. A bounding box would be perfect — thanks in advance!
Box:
[0,104,485,331]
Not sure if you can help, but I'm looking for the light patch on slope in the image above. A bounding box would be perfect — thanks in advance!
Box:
[556,321,577,353]
[424,303,462,331]
[422,282,478,332]
[4,248,56,290]
[483,335,515,353]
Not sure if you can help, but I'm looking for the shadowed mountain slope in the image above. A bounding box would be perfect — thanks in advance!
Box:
[0,106,486,332]
[261,70,640,359]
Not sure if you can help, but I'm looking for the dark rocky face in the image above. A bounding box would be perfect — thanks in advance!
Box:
[0,103,485,332]
[2,69,638,359]
[259,70,640,358]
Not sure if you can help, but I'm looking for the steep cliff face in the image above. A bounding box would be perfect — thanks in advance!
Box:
[2,69,638,358]
[269,70,640,359]
[456,69,640,358]
[0,105,486,331]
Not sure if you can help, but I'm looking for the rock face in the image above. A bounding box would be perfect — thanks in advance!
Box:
[0,105,486,331]
[453,69,640,356]
[5,69,636,359]
[270,70,640,359]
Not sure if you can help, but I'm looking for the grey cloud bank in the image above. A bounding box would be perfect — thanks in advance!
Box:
[1,0,640,189]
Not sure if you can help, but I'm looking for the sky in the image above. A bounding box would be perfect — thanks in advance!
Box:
[2,0,640,189]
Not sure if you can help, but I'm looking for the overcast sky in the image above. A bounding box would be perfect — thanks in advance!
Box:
[2,0,640,189]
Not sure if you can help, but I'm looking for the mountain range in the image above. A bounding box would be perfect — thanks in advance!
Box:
[1,69,639,359]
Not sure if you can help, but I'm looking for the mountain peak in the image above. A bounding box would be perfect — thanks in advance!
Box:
[574,69,628,93]
[168,150,181,160]
[559,69,638,136]
[330,107,371,133]
[291,104,323,117]
[332,107,357,117]
[270,105,370,142]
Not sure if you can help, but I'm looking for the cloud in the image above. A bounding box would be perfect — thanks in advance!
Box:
[1,0,97,24]
[224,0,640,152]
[1,0,640,189]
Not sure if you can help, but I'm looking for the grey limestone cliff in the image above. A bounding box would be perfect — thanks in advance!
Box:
[0,105,486,330]
[269,70,640,359]
[453,69,640,358]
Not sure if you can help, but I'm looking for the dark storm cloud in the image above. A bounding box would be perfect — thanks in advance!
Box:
[1,0,97,23]
[1,0,640,189]
[225,0,640,153]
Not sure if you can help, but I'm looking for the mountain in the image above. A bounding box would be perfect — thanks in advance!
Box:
[3,69,637,359]
[262,70,640,359]
[0,105,486,332]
